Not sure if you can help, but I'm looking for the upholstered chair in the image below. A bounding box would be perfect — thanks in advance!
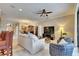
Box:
[49,37,74,56]
[0,31,13,56]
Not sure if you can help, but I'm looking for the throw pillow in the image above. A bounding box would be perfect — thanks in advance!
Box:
[58,38,68,45]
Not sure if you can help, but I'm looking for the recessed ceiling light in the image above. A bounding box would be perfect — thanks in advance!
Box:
[19,9,23,12]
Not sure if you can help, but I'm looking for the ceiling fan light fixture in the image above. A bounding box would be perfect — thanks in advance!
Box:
[36,9,52,17]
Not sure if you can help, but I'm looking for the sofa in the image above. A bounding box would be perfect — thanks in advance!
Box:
[18,33,44,54]
[49,37,74,56]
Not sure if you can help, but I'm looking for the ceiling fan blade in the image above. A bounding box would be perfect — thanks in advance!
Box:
[36,13,42,14]
[47,11,52,14]
[40,14,43,17]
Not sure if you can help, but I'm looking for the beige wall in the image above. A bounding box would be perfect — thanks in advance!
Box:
[38,15,74,41]
[0,14,75,42]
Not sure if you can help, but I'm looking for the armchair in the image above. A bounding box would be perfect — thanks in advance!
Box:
[0,31,13,56]
[49,37,74,56]
[49,43,74,56]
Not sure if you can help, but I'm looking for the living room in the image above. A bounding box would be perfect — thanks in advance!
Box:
[0,3,77,56]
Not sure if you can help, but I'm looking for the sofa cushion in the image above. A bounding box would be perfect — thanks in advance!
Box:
[28,32,39,42]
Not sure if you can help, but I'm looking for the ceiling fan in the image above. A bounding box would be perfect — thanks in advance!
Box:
[36,9,53,17]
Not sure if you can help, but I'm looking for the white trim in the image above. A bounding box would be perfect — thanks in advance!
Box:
[74,4,77,46]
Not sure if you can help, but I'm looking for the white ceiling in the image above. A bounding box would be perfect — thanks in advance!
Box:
[0,3,76,22]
